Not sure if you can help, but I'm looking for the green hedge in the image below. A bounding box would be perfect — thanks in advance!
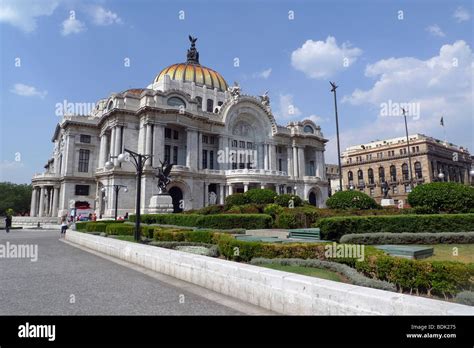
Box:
[244,189,276,204]
[130,213,271,230]
[76,220,124,232]
[153,228,217,244]
[317,214,474,241]
[274,194,303,208]
[408,182,474,213]
[340,232,474,245]
[86,222,108,232]
[224,193,247,207]
[326,190,379,210]
[105,223,152,237]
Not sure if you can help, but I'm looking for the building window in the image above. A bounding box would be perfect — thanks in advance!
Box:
[164,145,171,163]
[369,187,375,196]
[173,130,179,140]
[247,142,253,149]
[239,141,245,148]
[196,96,202,109]
[368,168,374,184]
[309,161,315,176]
[172,146,178,165]
[202,135,208,144]
[210,136,215,145]
[209,151,214,170]
[206,99,214,112]
[303,125,314,134]
[416,146,420,152]
[393,186,398,194]
[232,140,238,148]
[402,163,409,180]
[75,185,90,196]
[165,128,172,139]
[348,171,354,186]
[78,149,90,172]
[404,184,411,192]
[202,150,208,169]
[239,154,245,169]
[415,162,422,179]
[378,167,385,182]
[80,134,91,143]
[167,97,186,108]
[390,165,397,182]
[357,169,364,185]
[279,158,282,171]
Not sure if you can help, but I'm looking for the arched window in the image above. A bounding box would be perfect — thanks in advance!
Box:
[357,169,364,185]
[378,167,385,182]
[107,100,114,111]
[206,99,214,112]
[415,162,422,179]
[368,168,374,184]
[167,97,186,108]
[303,125,314,134]
[390,165,397,182]
[195,96,202,109]
[348,171,354,185]
[402,163,409,180]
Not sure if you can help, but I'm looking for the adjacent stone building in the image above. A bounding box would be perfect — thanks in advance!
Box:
[341,134,472,204]
[30,37,329,218]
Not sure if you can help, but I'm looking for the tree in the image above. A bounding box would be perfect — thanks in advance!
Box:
[0,182,32,216]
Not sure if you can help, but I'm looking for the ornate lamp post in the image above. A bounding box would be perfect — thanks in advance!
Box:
[105,149,152,242]
[402,108,414,190]
[101,185,128,220]
[330,82,343,192]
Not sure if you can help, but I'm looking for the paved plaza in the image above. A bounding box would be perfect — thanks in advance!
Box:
[0,229,250,315]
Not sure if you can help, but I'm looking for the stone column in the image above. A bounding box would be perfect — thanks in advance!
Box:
[110,127,116,165]
[218,136,227,170]
[228,184,233,195]
[30,187,37,217]
[38,186,45,217]
[269,144,276,171]
[260,184,265,189]
[204,182,209,207]
[293,146,299,177]
[48,188,53,216]
[315,151,321,178]
[99,134,107,168]
[219,184,225,204]
[287,146,293,177]
[264,143,269,170]
[52,187,59,217]
[186,129,198,169]
[244,183,249,192]
[114,126,123,166]
[145,124,153,167]
[197,132,202,170]
[298,147,305,178]
[153,124,164,168]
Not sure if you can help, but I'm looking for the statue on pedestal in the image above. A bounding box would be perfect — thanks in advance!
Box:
[155,160,174,194]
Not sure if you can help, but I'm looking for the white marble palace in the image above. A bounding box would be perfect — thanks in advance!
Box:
[30,37,329,218]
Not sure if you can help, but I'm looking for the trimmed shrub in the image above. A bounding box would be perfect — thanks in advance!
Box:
[153,229,216,244]
[244,189,276,205]
[408,182,474,213]
[263,203,284,218]
[75,222,88,231]
[274,194,303,208]
[226,205,242,214]
[224,193,247,208]
[326,190,379,210]
[194,205,225,215]
[318,214,474,241]
[250,258,396,292]
[239,204,261,214]
[340,232,474,245]
[454,291,474,306]
[105,223,134,236]
[86,222,107,232]
[274,209,307,229]
[196,214,271,229]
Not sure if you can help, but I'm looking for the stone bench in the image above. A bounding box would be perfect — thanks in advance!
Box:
[288,228,321,241]
[375,245,434,259]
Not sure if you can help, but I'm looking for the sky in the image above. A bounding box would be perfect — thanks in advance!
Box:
[0,0,472,184]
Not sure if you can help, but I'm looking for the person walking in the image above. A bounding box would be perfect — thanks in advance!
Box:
[5,215,12,233]
[60,215,68,239]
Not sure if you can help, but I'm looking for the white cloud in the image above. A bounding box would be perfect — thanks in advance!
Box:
[275,94,301,120]
[291,36,362,79]
[339,40,473,158]
[255,68,272,79]
[308,114,327,124]
[61,16,86,36]
[0,0,58,33]
[453,6,470,22]
[10,83,47,98]
[88,6,122,26]
[426,24,445,37]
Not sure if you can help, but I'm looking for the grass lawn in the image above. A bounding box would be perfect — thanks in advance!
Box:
[425,244,474,263]
[258,263,345,282]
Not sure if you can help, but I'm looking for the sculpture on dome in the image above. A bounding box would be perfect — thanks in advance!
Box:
[187,35,200,64]
[259,91,270,107]
[228,81,241,101]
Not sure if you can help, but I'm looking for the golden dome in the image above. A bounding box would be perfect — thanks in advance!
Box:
[154,63,228,92]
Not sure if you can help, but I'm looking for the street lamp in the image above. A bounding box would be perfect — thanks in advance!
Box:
[330,81,343,192]
[101,185,128,220]
[438,172,445,181]
[402,108,414,190]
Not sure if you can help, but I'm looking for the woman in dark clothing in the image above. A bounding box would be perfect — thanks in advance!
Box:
[5,215,12,233]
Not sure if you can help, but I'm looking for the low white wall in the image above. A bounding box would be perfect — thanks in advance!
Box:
[12,216,60,229]
[66,231,474,315]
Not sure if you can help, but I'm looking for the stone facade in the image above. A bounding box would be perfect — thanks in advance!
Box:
[31,40,329,218]
[341,134,472,204]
